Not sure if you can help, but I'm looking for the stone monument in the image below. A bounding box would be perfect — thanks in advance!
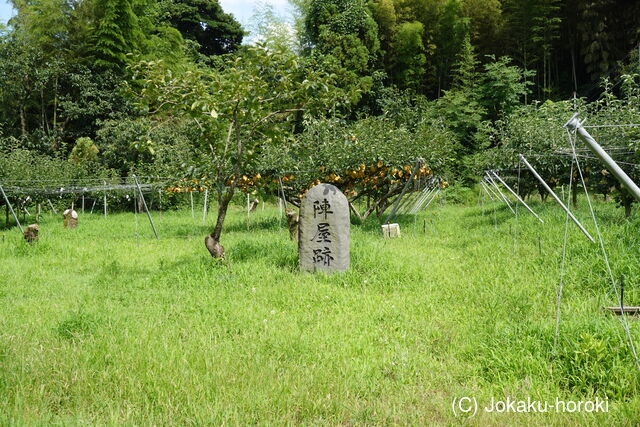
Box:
[63,209,78,228]
[299,183,349,272]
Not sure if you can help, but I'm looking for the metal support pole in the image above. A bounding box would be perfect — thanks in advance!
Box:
[133,175,158,239]
[47,199,57,214]
[133,189,139,247]
[490,171,544,223]
[82,194,85,215]
[485,173,515,214]
[480,182,495,201]
[413,186,436,213]
[202,189,208,226]
[0,184,23,233]
[519,154,595,242]
[399,189,422,215]
[190,191,194,219]
[402,179,428,215]
[392,191,413,215]
[404,180,430,214]
[565,114,640,202]
[384,160,422,225]
[409,186,435,214]
[412,187,435,214]
[419,188,441,212]
[396,190,415,215]
[103,181,107,217]
[277,176,288,211]
[482,179,500,201]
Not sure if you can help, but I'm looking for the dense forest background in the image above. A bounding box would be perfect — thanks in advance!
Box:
[1,0,640,222]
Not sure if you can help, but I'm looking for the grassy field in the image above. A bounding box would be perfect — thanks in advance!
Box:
[1,195,640,425]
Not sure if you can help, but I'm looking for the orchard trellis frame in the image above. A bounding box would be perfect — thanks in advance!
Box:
[0,176,171,238]
[483,113,640,372]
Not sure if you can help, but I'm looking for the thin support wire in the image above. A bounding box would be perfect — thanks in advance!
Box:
[567,128,640,371]
[554,157,574,351]
[134,192,139,248]
[513,161,522,253]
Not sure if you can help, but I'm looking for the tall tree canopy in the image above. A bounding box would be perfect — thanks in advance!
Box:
[305,0,380,74]
[92,0,141,70]
[158,0,244,56]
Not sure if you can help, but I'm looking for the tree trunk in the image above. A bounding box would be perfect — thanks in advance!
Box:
[53,76,58,129]
[212,193,232,242]
[625,200,632,218]
[572,185,578,208]
[349,202,363,222]
[20,107,27,136]
[204,189,234,259]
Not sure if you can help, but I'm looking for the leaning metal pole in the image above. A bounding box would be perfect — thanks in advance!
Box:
[519,154,594,243]
[409,186,435,214]
[202,188,209,226]
[133,175,159,239]
[490,171,544,223]
[397,184,421,215]
[384,159,423,225]
[419,188,441,212]
[277,176,288,211]
[480,181,495,201]
[0,184,23,233]
[407,184,434,214]
[482,177,502,202]
[409,187,433,214]
[485,173,515,214]
[404,181,429,214]
[565,113,640,202]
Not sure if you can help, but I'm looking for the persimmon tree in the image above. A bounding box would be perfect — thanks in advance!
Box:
[250,115,455,221]
[132,44,353,257]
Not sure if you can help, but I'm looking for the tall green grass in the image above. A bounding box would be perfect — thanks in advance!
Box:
[1,196,639,424]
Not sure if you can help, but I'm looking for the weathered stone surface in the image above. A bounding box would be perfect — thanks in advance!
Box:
[24,224,39,243]
[63,209,78,228]
[299,183,349,272]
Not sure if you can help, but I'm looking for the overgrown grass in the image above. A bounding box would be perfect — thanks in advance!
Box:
[1,196,640,424]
